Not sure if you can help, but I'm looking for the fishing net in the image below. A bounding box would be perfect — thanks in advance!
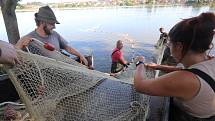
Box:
[2,49,155,121]
[26,38,85,68]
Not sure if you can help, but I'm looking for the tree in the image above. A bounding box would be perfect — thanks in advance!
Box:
[0,0,20,44]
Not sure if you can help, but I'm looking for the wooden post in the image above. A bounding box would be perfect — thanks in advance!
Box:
[0,0,20,44]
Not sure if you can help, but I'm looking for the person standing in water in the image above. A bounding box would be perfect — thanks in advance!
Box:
[111,40,128,73]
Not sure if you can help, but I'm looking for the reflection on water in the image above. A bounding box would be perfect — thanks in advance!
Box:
[0,6,214,72]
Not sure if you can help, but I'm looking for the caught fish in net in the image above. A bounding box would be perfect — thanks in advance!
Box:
[2,48,156,121]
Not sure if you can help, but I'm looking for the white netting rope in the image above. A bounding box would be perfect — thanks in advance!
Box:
[27,38,85,68]
[2,49,154,121]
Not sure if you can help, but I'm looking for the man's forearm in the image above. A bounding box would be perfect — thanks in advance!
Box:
[65,46,82,58]
[65,46,88,65]
[119,58,127,65]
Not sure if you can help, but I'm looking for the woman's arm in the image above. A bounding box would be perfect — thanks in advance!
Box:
[134,56,200,100]
[145,63,182,73]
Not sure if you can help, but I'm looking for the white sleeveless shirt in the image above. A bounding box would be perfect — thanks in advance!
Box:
[174,58,215,118]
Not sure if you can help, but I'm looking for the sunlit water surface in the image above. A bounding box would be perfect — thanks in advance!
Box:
[1,6,214,72]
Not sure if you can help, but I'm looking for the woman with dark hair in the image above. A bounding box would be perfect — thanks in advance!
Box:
[134,12,215,121]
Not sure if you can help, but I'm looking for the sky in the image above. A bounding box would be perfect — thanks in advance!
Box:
[20,0,98,4]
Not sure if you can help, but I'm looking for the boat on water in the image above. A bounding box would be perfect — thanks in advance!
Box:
[0,39,169,121]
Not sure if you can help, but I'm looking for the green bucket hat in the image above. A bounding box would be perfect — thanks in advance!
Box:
[35,6,60,24]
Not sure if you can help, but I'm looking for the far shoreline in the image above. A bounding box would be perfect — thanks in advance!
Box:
[9,4,214,13]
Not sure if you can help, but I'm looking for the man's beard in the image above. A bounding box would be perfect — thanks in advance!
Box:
[43,25,52,35]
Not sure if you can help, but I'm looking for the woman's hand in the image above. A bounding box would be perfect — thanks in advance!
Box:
[136,56,145,62]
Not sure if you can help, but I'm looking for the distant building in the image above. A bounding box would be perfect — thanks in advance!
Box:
[68,0,98,2]
[21,0,99,4]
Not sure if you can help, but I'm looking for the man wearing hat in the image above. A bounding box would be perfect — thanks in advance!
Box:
[16,6,88,65]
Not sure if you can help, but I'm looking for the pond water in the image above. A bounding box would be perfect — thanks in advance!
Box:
[0,6,214,72]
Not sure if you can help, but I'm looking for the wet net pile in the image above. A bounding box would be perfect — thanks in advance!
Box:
[3,48,155,121]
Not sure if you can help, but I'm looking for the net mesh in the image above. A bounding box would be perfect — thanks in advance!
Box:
[3,49,155,121]
[27,38,85,67]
